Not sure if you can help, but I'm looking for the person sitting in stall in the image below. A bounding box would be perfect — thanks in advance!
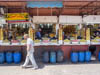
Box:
[3,28,8,40]
[13,29,17,40]
[8,30,13,41]
[65,34,70,40]
[93,27,100,38]
[63,31,67,40]
[22,32,26,40]
[77,34,82,39]
[36,28,42,40]
[77,36,82,39]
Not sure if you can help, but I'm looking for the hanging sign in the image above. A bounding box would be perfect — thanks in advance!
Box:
[5,13,29,21]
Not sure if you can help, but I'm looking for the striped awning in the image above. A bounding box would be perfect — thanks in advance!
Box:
[27,1,63,8]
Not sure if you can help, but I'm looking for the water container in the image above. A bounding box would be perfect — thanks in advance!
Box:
[0,52,5,64]
[42,51,49,63]
[6,52,13,64]
[71,52,78,63]
[13,52,21,64]
[98,52,100,61]
[57,50,64,63]
[78,52,85,62]
[85,51,91,62]
[50,51,56,63]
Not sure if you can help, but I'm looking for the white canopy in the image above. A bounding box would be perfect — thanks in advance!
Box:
[59,15,82,25]
[83,15,100,24]
[33,16,58,23]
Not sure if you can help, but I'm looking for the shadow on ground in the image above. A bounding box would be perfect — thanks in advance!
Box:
[0,59,100,69]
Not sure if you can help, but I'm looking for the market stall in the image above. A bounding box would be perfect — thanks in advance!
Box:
[58,15,89,59]
[33,16,59,45]
[27,1,63,45]
[83,15,100,58]
[1,13,33,45]
[83,15,100,44]
[59,15,88,45]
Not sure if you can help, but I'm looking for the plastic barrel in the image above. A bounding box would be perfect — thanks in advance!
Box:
[98,52,100,61]
[42,51,49,63]
[6,52,13,64]
[71,52,78,63]
[50,51,56,63]
[0,52,5,64]
[13,52,21,64]
[57,50,64,63]
[85,51,91,62]
[78,52,85,62]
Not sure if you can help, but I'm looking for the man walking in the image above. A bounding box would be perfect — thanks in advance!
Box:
[22,34,38,70]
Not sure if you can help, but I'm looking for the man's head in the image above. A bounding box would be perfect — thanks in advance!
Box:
[24,34,29,40]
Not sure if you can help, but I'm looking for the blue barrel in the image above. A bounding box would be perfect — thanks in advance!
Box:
[57,50,64,62]
[85,51,91,62]
[71,52,78,63]
[50,51,56,63]
[43,51,49,63]
[13,52,21,64]
[98,52,100,61]
[0,52,5,64]
[6,52,13,64]
[78,52,85,62]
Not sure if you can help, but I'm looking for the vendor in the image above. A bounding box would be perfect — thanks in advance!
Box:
[3,28,8,40]
[36,28,42,40]
[93,27,100,38]
[8,30,13,41]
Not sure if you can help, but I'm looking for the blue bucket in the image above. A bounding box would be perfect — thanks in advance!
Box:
[98,52,100,61]
[43,51,49,63]
[13,52,22,64]
[6,52,13,64]
[85,51,91,62]
[78,52,85,62]
[71,52,78,63]
[50,51,56,63]
[0,52,5,64]
[56,50,64,63]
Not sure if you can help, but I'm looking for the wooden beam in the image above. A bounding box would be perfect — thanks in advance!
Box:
[80,1,95,9]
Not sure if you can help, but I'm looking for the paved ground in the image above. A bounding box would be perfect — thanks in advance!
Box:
[0,61,100,75]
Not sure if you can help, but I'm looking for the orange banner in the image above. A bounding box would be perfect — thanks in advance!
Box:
[5,13,29,20]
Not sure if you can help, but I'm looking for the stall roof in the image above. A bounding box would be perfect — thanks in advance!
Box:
[0,1,100,15]
[83,15,100,24]
[27,1,63,8]
[59,15,82,25]
[33,16,58,23]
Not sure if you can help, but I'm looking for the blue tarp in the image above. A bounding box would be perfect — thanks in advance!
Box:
[27,1,63,8]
